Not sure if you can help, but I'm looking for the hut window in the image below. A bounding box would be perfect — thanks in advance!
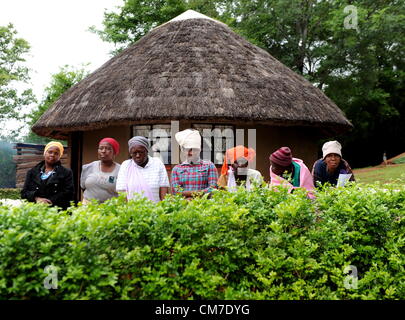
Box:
[192,124,235,164]
[132,124,171,164]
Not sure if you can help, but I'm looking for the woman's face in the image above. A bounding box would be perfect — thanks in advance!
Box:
[130,145,148,166]
[270,160,292,176]
[181,148,200,163]
[232,157,248,176]
[324,153,341,171]
[44,146,61,166]
[98,142,114,162]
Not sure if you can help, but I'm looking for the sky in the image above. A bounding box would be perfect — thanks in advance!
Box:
[0,0,121,133]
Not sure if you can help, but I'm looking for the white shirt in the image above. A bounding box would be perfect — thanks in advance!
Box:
[247,168,263,183]
[227,168,263,191]
[116,156,170,202]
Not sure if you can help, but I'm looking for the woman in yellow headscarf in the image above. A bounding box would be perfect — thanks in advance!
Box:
[218,146,263,191]
[21,141,74,210]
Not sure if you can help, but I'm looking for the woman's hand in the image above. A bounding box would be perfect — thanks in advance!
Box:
[159,187,169,201]
[182,190,204,198]
[35,197,53,205]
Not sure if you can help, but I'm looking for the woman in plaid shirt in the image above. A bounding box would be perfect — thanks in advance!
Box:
[171,129,218,199]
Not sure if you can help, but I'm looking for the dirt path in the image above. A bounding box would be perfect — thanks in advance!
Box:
[388,152,405,162]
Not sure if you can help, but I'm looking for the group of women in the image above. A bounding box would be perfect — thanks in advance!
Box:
[21,129,355,209]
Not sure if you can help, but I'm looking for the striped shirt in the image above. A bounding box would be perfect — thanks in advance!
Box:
[116,156,170,202]
[171,159,218,193]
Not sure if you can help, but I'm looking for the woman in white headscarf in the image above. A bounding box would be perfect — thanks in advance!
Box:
[171,129,218,199]
[116,136,170,202]
[311,140,355,187]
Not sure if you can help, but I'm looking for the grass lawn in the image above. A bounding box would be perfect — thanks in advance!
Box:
[353,163,405,184]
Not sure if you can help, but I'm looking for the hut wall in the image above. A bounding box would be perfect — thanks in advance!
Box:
[179,121,319,182]
[252,125,318,181]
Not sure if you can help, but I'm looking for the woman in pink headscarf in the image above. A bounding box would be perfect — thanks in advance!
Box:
[269,147,315,199]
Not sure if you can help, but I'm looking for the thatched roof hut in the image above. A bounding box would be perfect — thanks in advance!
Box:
[31,10,352,199]
[33,10,351,138]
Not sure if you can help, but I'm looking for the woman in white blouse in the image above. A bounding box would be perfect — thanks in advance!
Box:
[116,136,170,202]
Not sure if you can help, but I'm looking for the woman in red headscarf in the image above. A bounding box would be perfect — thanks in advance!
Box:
[218,146,263,191]
[80,138,121,203]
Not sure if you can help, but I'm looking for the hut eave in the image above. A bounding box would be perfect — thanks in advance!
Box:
[32,116,352,140]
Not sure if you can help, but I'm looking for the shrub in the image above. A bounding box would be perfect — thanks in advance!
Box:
[0,182,404,300]
[0,188,21,200]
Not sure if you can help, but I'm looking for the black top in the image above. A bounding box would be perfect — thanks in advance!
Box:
[21,160,75,210]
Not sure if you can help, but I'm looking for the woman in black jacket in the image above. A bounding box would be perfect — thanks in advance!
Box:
[21,141,74,210]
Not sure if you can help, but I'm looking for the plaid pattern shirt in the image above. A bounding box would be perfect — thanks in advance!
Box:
[171,160,218,194]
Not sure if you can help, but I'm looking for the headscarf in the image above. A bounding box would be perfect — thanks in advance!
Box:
[128,136,150,153]
[322,140,342,159]
[221,146,256,176]
[44,141,64,157]
[269,147,292,167]
[175,129,201,149]
[99,137,120,155]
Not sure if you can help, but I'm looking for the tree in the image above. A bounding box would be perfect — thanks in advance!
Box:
[25,65,89,144]
[94,0,405,167]
[0,140,16,188]
[0,24,35,132]
[90,0,230,54]
[318,0,405,167]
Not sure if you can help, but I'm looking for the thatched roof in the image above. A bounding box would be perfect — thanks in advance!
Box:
[33,10,352,139]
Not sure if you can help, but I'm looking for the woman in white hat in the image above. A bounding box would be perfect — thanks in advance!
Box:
[311,140,355,186]
[171,129,218,199]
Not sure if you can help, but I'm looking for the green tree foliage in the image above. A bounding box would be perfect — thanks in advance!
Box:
[94,0,405,167]
[230,0,405,167]
[319,1,405,167]
[26,65,89,144]
[0,141,16,188]
[0,182,404,299]
[0,24,36,138]
[90,0,230,54]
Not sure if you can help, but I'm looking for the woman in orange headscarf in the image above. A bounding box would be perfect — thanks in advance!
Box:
[218,146,263,191]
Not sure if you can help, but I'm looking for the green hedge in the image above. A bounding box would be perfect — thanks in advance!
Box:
[0,188,21,199]
[0,182,404,300]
